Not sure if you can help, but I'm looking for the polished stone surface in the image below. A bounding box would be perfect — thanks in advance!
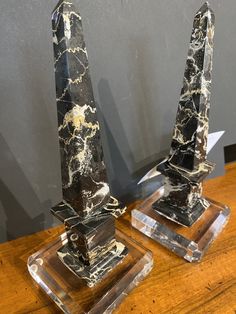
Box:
[153,2,215,226]
[52,0,114,218]
[58,239,128,287]
[169,2,215,171]
[65,215,116,266]
[51,0,127,286]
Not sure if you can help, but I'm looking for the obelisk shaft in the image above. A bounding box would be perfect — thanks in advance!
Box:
[169,3,215,171]
[153,3,215,227]
[52,1,110,218]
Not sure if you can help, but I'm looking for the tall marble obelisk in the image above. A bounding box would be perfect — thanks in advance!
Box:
[153,2,215,226]
[51,0,127,287]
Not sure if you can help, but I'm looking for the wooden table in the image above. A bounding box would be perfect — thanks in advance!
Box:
[1,163,236,314]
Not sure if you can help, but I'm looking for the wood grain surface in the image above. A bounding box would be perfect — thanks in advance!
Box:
[0,163,236,314]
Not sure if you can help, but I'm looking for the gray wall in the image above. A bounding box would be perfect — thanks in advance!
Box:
[0,0,235,242]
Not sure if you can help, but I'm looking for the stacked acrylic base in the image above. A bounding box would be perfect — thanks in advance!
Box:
[28,229,153,314]
[132,188,230,262]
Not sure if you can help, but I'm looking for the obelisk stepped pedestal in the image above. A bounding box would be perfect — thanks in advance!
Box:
[28,1,152,312]
[153,2,215,227]
[132,2,230,262]
[152,159,213,226]
[52,200,128,287]
[50,0,128,286]
[28,0,153,314]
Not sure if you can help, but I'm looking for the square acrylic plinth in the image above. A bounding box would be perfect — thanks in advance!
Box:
[131,188,230,262]
[27,229,153,314]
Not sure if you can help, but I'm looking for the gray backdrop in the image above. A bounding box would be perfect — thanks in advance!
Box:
[0,0,235,242]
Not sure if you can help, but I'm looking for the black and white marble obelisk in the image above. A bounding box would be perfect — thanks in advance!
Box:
[152,2,215,226]
[28,1,153,306]
[51,0,127,287]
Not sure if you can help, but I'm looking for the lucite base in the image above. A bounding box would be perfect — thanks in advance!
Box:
[28,229,153,314]
[131,188,230,262]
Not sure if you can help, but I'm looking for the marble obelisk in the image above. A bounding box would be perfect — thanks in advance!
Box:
[153,2,215,226]
[51,0,127,287]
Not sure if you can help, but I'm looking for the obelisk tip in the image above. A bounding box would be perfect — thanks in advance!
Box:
[52,0,73,15]
[197,2,214,16]
[195,2,215,24]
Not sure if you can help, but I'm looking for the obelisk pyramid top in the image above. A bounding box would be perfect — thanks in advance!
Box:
[169,2,215,171]
[197,2,213,14]
[52,0,73,15]
[195,2,215,25]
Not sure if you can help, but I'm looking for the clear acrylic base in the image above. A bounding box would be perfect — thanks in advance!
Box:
[131,188,230,262]
[27,229,153,314]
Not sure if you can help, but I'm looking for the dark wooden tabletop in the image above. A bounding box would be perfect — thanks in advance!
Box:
[1,163,236,314]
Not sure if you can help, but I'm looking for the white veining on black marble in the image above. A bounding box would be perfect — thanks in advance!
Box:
[51,0,128,287]
[52,0,110,217]
[153,3,215,227]
[58,240,128,287]
[169,2,214,171]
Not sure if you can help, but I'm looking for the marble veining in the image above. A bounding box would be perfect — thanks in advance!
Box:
[58,240,128,288]
[51,0,127,286]
[152,3,215,227]
[52,0,110,218]
[169,2,214,171]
